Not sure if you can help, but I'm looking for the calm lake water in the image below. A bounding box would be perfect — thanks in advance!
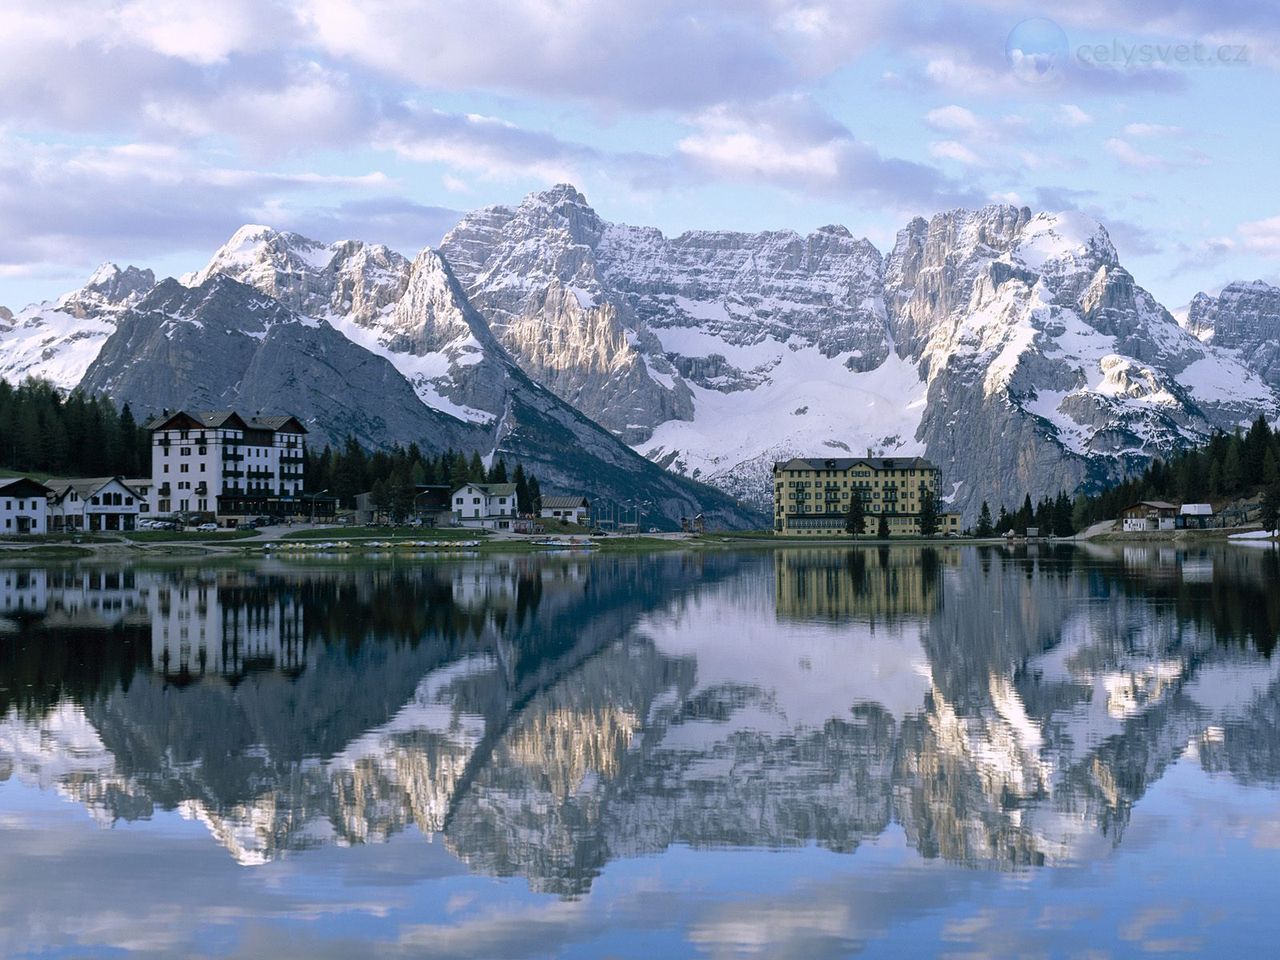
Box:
[2,544,1280,958]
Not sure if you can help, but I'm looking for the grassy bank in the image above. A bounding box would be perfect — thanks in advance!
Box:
[282,525,488,541]
[124,529,259,543]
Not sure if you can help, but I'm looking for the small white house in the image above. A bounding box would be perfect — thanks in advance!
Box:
[0,478,51,535]
[1178,503,1214,529]
[46,477,144,533]
[539,495,591,525]
[451,482,518,530]
[1120,500,1178,533]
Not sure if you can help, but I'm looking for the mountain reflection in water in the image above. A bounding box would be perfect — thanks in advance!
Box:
[1,545,1278,897]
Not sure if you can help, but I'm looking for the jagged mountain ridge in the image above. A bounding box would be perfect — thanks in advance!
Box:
[4,189,1279,522]
[1184,279,1280,388]
[442,188,1278,518]
[73,251,760,529]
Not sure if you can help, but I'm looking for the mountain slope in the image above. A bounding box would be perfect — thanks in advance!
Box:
[78,249,762,529]
[443,188,1278,517]
[0,263,156,388]
[1184,280,1280,388]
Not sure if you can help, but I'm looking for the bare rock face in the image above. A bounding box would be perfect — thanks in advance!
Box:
[1184,280,1280,388]
[6,185,1280,524]
[881,206,1275,516]
[77,247,761,530]
[0,263,157,388]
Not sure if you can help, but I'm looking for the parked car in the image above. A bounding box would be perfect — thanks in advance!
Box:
[196,522,219,532]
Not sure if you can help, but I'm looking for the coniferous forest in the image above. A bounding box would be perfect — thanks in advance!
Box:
[972,415,1280,536]
[304,437,544,515]
[0,379,149,477]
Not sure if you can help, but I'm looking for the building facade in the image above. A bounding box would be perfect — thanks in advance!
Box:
[147,411,309,520]
[46,477,143,532]
[539,495,590,525]
[772,456,962,537]
[452,482,518,529]
[0,478,50,535]
[1121,501,1179,532]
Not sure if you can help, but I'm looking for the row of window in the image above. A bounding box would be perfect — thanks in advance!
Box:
[777,468,933,479]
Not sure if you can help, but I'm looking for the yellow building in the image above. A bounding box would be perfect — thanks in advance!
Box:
[772,456,963,537]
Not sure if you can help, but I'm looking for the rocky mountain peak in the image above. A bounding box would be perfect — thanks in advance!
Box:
[510,183,605,248]
[1182,279,1280,387]
[56,262,157,319]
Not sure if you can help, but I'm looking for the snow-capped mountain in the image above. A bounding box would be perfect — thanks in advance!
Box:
[1184,280,1280,388]
[74,236,760,529]
[442,187,1278,517]
[0,262,155,387]
[3,185,1277,522]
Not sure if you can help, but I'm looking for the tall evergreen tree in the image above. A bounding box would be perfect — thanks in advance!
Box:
[845,494,866,538]
[877,515,890,539]
[513,464,530,514]
[918,489,938,537]
[976,501,994,537]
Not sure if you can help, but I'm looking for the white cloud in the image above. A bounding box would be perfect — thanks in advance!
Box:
[1104,137,1168,170]
[1239,216,1280,256]
[1059,104,1093,126]
[929,140,986,166]
[113,0,297,65]
[677,95,980,208]
[1123,122,1184,137]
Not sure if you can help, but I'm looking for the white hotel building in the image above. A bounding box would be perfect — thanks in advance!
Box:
[146,411,310,520]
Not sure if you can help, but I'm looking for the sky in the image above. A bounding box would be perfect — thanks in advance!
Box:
[1,0,1278,313]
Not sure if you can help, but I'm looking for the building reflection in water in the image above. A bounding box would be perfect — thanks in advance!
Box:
[774,546,951,621]
[0,545,1279,893]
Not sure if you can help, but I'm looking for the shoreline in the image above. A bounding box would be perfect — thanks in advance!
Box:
[0,521,1271,563]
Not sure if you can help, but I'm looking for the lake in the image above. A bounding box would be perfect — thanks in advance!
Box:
[1,544,1279,958]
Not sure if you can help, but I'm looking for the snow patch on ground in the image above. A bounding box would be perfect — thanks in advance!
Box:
[637,342,927,490]
[0,306,115,389]
[325,313,495,424]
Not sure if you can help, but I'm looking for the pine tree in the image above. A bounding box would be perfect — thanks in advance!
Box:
[877,515,890,539]
[1264,447,1280,488]
[1263,484,1280,535]
[514,464,530,514]
[1224,444,1245,493]
[1053,491,1075,537]
[845,494,866,538]
[976,501,994,537]
[918,489,938,537]
[370,478,390,523]
[528,475,542,513]
[450,454,471,490]
[468,451,486,482]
